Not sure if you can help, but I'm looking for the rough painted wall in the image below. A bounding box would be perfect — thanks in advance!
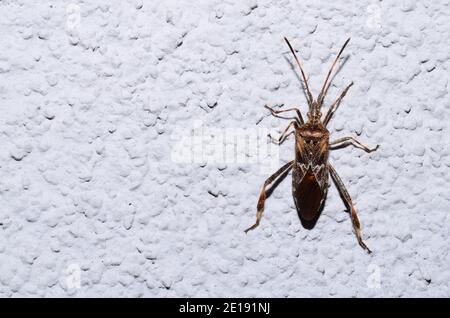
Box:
[0,0,449,297]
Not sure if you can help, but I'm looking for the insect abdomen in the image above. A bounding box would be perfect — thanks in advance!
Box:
[292,164,328,221]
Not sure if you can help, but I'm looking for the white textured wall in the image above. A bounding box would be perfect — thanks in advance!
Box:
[0,0,449,297]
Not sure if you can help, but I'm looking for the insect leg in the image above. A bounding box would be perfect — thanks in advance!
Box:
[322,82,353,126]
[265,105,304,125]
[328,163,372,254]
[330,137,379,153]
[244,160,294,233]
[268,121,297,145]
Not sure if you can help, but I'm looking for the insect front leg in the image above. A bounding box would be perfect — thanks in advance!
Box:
[330,137,379,153]
[268,121,297,145]
[322,82,353,126]
[264,105,304,125]
[328,164,372,254]
[244,160,294,233]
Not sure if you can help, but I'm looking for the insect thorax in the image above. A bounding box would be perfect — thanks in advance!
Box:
[295,123,329,166]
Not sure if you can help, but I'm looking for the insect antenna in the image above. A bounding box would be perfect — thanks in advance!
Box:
[317,38,351,106]
[284,37,313,107]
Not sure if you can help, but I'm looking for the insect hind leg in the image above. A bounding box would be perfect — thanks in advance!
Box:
[244,160,294,233]
[328,163,372,254]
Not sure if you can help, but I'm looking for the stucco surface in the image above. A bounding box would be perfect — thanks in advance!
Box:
[0,0,449,297]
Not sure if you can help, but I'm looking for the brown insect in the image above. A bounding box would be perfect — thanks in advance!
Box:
[245,37,379,254]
